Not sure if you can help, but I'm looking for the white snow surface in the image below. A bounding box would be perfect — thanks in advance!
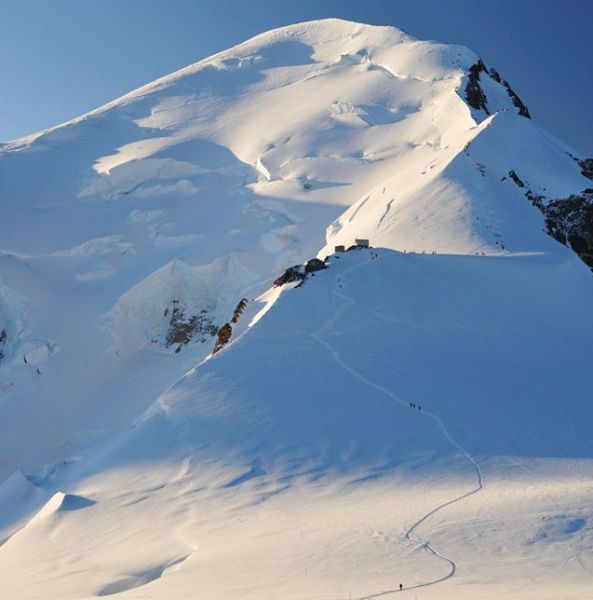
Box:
[1,18,592,599]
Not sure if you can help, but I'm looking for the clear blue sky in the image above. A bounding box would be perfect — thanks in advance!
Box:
[2,0,592,154]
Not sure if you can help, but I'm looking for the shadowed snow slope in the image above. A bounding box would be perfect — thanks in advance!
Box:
[1,18,592,600]
[2,249,593,599]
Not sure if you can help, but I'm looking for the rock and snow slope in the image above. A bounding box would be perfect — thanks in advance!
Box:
[1,18,592,599]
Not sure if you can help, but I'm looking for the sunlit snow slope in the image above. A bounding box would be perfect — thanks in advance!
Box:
[1,18,592,600]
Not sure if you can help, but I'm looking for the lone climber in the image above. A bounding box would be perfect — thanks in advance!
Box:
[399,583,403,591]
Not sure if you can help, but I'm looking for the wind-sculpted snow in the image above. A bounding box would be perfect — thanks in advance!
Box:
[2,249,592,599]
[1,17,592,600]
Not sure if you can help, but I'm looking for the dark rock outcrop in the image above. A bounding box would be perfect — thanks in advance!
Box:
[164,300,218,353]
[502,80,531,118]
[526,189,545,211]
[212,322,232,354]
[508,170,525,188]
[490,69,531,118]
[304,258,327,273]
[506,168,593,270]
[212,298,249,355]
[465,61,530,119]
[0,328,6,361]
[507,169,544,210]
[273,265,306,287]
[465,60,489,113]
[231,298,248,323]
[273,256,332,289]
[544,191,593,269]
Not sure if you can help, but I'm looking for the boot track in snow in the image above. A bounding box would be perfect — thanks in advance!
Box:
[311,255,484,597]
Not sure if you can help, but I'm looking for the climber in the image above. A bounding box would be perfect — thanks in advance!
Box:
[399,583,403,591]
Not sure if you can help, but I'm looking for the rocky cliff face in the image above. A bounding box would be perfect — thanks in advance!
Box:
[545,192,593,269]
[505,167,593,271]
[164,300,218,353]
[465,59,531,118]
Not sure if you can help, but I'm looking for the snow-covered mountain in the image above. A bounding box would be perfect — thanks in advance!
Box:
[1,18,592,599]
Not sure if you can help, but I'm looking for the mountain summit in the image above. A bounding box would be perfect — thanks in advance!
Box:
[1,19,592,600]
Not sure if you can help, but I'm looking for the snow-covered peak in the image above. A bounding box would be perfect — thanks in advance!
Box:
[2,19,593,600]
[0,15,591,505]
[3,18,481,156]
